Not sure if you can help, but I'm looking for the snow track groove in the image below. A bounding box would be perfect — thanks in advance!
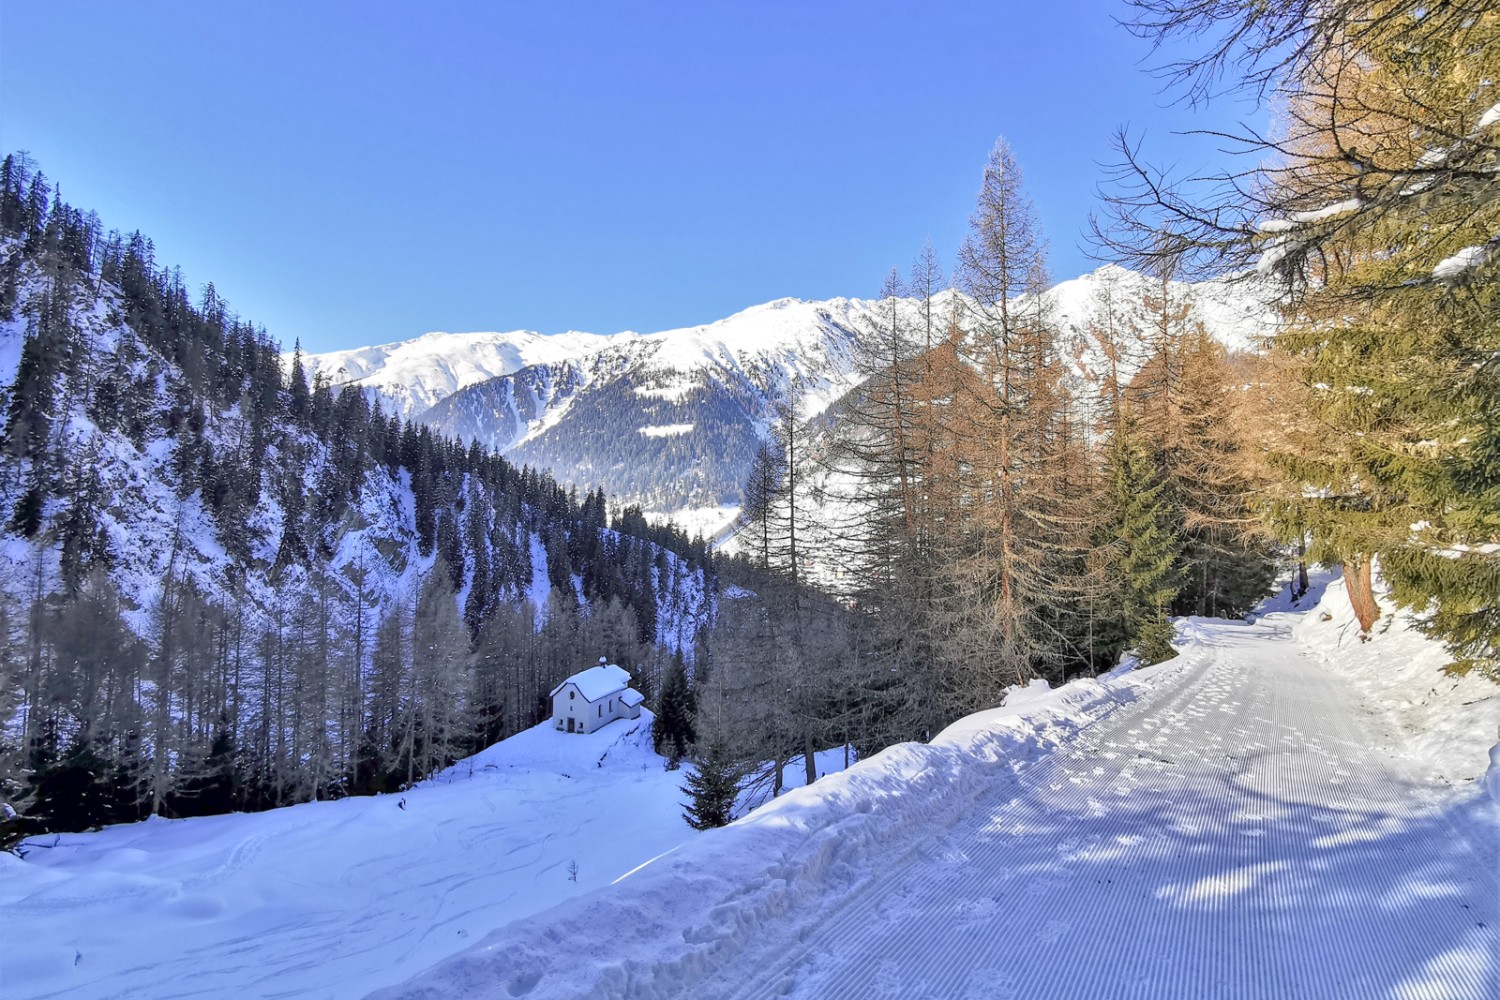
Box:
[372,614,1497,1000]
[692,619,1499,999]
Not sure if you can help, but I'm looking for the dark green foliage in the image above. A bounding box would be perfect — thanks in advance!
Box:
[1134,615,1178,668]
[1097,418,1182,666]
[9,468,45,537]
[1172,530,1280,622]
[4,321,59,464]
[1383,545,1500,680]
[653,657,695,763]
[29,737,118,833]
[681,737,740,831]
[170,718,240,817]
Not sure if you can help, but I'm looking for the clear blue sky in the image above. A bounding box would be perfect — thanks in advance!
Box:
[0,1,1261,352]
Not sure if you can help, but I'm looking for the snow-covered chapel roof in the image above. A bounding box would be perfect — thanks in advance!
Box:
[551,662,633,702]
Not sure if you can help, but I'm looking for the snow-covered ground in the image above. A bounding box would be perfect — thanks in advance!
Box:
[371,574,1499,1000]
[2,711,845,1000]
[8,574,1497,999]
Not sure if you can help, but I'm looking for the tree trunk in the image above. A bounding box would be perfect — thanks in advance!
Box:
[1345,556,1380,632]
[803,728,817,787]
[1294,532,1309,602]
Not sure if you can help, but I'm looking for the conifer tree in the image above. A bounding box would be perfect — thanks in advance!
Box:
[410,564,470,779]
[653,657,694,765]
[952,137,1076,690]
[681,736,740,831]
[1097,416,1182,665]
[1252,16,1499,664]
[1110,0,1500,672]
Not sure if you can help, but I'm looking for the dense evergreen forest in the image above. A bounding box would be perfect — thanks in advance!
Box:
[0,156,719,843]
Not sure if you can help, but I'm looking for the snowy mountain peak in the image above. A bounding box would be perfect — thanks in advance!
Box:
[304,267,1280,526]
[294,328,634,418]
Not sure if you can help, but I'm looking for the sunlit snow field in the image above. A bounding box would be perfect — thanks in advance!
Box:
[7,574,1498,1000]
[2,710,845,1000]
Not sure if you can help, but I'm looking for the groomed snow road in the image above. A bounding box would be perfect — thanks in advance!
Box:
[682,615,1499,1000]
[382,609,1500,1000]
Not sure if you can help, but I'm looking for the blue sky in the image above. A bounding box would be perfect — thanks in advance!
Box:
[0,1,1262,352]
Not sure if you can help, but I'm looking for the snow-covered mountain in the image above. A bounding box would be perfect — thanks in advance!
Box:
[421,296,884,517]
[300,267,1280,533]
[296,328,631,419]
[301,265,1278,530]
[1046,266,1276,357]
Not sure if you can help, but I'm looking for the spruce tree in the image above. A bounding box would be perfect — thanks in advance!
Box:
[681,737,740,831]
[654,658,694,765]
[1098,416,1182,666]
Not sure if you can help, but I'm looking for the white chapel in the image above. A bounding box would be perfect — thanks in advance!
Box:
[550,658,645,735]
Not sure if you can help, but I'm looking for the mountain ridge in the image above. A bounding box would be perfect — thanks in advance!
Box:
[298,267,1280,532]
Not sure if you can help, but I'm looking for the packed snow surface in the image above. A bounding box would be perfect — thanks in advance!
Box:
[7,576,1496,999]
[2,715,846,1000]
[375,577,1498,1000]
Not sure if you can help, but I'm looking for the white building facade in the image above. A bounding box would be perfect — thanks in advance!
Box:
[551,659,645,735]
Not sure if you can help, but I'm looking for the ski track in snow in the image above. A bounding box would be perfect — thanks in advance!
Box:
[1,712,850,1000]
[376,611,1498,1000]
[689,617,1499,1000]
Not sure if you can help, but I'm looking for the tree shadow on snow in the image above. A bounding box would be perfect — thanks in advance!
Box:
[944,754,1500,1000]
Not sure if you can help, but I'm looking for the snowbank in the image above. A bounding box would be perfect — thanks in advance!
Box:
[1288,570,1500,792]
[368,661,1176,999]
[4,713,691,1000]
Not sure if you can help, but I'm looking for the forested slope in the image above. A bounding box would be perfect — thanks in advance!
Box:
[0,155,718,841]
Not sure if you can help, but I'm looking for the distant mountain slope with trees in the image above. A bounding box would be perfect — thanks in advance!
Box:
[300,269,1279,527]
[0,154,718,842]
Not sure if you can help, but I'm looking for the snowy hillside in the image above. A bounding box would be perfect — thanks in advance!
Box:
[302,268,1279,532]
[370,575,1499,1000]
[3,714,686,999]
[2,712,851,1000]
[0,205,726,847]
[0,259,715,657]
